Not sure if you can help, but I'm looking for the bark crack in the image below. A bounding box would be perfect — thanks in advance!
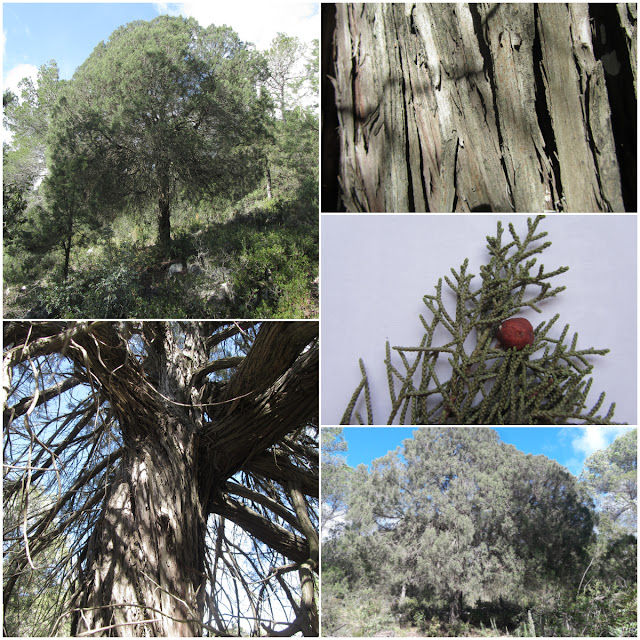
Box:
[397,38,416,212]
[532,3,564,210]
[469,4,514,210]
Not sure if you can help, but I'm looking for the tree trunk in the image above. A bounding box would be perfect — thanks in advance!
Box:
[62,235,72,281]
[280,86,287,123]
[266,162,273,199]
[75,429,206,636]
[324,2,635,212]
[448,590,463,624]
[157,182,172,251]
[72,324,210,636]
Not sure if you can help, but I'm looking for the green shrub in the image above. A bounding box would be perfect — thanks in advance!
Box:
[233,228,317,318]
[43,262,138,318]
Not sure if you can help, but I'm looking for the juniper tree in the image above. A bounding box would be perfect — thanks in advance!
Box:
[342,216,623,425]
[3,321,318,636]
[580,428,637,534]
[334,428,594,625]
[46,16,270,253]
[578,429,637,605]
[320,427,352,539]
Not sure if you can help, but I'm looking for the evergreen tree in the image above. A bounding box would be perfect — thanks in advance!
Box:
[3,62,65,277]
[342,216,623,425]
[3,60,62,185]
[343,428,594,623]
[579,429,637,590]
[320,427,351,538]
[263,34,319,219]
[567,430,638,635]
[265,33,316,121]
[581,429,637,535]
[3,321,318,636]
[47,16,270,252]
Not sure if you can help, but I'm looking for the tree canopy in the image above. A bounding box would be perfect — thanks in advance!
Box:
[46,16,270,251]
[320,427,351,539]
[322,427,636,637]
[3,321,318,636]
[349,429,593,619]
[581,429,637,534]
[3,61,63,256]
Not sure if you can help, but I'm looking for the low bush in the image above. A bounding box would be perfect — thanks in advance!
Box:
[3,193,318,319]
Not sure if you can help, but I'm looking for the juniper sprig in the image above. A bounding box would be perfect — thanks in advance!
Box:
[341,216,623,425]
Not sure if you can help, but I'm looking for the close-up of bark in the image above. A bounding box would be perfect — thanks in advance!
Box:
[322,3,637,212]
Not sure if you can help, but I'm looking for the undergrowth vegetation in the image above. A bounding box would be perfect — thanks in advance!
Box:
[3,192,318,319]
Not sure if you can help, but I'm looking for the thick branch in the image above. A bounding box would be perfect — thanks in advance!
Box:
[205,345,319,479]
[4,377,82,427]
[213,496,309,564]
[225,481,302,533]
[191,356,244,387]
[242,452,318,499]
[220,322,318,402]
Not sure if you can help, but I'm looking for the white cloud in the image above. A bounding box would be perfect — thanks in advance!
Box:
[4,63,39,97]
[567,427,635,470]
[3,64,40,146]
[154,2,319,50]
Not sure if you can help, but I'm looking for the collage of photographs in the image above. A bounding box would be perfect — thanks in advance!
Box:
[1,1,637,638]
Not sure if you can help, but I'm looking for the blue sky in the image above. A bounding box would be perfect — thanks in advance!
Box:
[3,3,160,81]
[339,427,636,477]
[3,2,319,93]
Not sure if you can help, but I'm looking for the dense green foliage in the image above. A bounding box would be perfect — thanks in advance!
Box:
[321,428,637,637]
[3,17,318,319]
[342,216,621,424]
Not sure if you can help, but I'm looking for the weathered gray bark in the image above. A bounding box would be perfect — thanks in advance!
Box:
[73,325,211,636]
[327,3,634,212]
[77,423,207,636]
[68,322,318,636]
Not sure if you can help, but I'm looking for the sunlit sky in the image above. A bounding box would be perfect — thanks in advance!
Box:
[339,427,636,477]
[2,1,319,93]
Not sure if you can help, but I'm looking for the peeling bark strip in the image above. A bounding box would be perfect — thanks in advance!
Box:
[80,434,207,637]
[327,3,634,212]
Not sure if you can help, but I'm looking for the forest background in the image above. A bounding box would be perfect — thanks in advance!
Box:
[3,2,319,319]
[322,426,637,637]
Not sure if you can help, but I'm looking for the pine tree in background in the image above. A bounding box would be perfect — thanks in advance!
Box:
[342,216,623,425]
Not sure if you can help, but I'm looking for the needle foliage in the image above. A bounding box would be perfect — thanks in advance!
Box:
[342,216,623,425]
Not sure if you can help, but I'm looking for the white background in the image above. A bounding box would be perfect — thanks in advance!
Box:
[320,214,637,425]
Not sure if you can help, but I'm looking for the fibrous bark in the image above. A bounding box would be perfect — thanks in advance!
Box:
[3,321,319,637]
[325,3,635,212]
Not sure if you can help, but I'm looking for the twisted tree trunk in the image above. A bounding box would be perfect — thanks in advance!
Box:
[76,426,207,636]
[73,325,210,636]
[324,2,636,212]
[3,321,318,636]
